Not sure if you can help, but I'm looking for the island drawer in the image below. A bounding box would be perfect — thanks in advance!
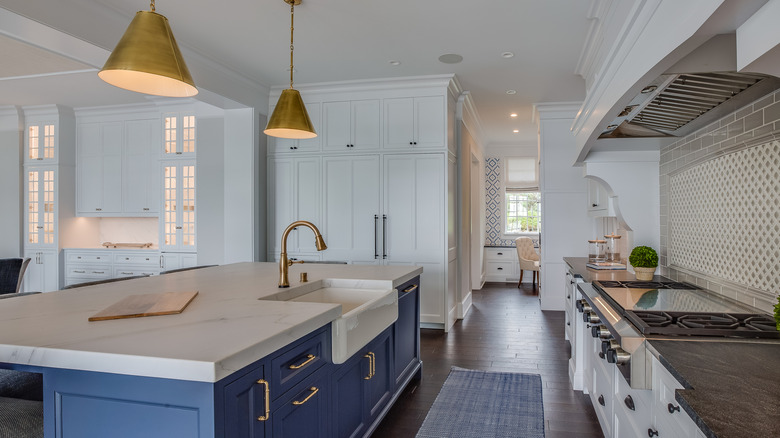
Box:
[270,326,330,400]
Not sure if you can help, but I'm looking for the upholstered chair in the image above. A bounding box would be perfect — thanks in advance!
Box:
[0,258,31,295]
[515,237,540,291]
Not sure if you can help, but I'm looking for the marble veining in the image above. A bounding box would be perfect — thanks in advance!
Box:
[0,262,422,382]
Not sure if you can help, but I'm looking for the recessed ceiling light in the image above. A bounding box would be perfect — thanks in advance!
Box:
[501,52,514,58]
[506,90,516,95]
[389,60,401,66]
[438,53,463,64]
[513,129,519,133]
[510,113,518,118]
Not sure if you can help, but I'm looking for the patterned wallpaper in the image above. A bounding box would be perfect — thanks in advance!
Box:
[485,157,539,247]
[660,89,780,312]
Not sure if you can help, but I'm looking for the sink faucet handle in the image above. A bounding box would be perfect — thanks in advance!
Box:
[288,259,305,267]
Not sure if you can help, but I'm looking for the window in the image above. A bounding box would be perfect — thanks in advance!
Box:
[506,191,541,234]
[503,157,540,235]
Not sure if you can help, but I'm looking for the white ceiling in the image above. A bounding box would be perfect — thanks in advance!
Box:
[0,0,592,146]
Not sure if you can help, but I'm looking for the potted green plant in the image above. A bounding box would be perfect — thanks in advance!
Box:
[629,246,658,281]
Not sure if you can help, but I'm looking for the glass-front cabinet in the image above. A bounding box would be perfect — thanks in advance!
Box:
[161,160,196,252]
[26,122,56,163]
[163,113,196,156]
[25,167,57,247]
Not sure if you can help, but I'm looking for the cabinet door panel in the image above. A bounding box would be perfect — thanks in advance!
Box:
[366,329,393,423]
[78,155,103,212]
[269,158,294,255]
[322,155,380,263]
[323,101,351,150]
[331,352,368,438]
[383,154,444,262]
[124,120,159,214]
[224,367,267,438]
[294,158,321,253]
[383,98,414,149]
[352,99,380,150]
[415,96,445,148]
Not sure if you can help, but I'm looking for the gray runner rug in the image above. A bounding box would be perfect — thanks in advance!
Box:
[416,367,545,438]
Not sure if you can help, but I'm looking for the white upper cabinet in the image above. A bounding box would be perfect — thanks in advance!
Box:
[77,119,161,217]
[163,113,196,157]
[25,121,57,164]
[384,96,445,149]
[323,99,381,151]
[123,120,160,215]
[77,122,123,215]
[24,166,57,248]
[269,102,322,154]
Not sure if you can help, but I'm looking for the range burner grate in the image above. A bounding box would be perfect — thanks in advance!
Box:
[627,311,780,338]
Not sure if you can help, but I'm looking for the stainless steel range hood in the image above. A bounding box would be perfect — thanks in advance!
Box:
[599,71,779,139]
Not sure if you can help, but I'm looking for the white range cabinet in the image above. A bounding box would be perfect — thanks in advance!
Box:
[569,276,705,438]
[267,76,458,330]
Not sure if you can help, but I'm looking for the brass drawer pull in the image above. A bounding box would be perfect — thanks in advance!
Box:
[403,284,419,293]
[363,352,375,380]
[292,387,319,406]
[256,379,270,421]
[289,354,316,370]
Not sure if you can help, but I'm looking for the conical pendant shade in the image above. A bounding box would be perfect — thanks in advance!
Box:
[99,10,197,97]
[264,89,317,139]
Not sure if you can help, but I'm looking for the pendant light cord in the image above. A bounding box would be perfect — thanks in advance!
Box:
[289,2,295,89]
[150,0,155,12]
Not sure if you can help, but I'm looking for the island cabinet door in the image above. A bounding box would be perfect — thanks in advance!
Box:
[331,350,369,438]
[270,366,330,437]
[330,326,395,438]
[223,365,269,438]
[394,276,421,386]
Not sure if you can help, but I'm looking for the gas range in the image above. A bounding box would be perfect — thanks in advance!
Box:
[576,279,778,389]
[591,280,779,339]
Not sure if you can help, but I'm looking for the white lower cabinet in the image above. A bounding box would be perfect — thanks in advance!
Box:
[22,250,59,293]
[160,252,197,272]
[63,249,170,287]
[484,247,519,282]
[651,355,702,437]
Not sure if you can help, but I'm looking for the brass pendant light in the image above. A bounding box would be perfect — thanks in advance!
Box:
[264,0,317,139]
[99,0,198,97]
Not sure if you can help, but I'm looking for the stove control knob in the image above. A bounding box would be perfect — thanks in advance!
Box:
[591,325,610,339]
[601,339,619,355]
[576,299,590,313]
[606,347,630,365]
[585,312,601,324]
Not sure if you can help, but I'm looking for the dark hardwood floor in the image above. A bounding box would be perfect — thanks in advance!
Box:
[372,282,604,438]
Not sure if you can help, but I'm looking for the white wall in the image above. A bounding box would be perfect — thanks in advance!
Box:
[223,108,261,263]
[0,108,22,257]
[535,103,590,311]
[197,117,226,265]
[584,150,661,253]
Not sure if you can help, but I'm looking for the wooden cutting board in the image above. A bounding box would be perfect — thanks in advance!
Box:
[89,291,199,322]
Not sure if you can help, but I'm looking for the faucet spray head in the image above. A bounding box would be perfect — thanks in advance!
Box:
[315,234,327,251]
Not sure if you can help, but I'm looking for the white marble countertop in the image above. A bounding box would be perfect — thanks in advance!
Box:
[0,262,422,383]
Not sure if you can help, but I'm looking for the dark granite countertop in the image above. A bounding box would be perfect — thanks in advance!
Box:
[563,256,663,283]
[647,340,780,438]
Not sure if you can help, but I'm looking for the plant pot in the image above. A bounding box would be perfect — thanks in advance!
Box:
[633,267,656,281]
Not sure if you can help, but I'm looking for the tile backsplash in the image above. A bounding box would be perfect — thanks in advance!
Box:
[99,218,159,247]
[660,89,780,312]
